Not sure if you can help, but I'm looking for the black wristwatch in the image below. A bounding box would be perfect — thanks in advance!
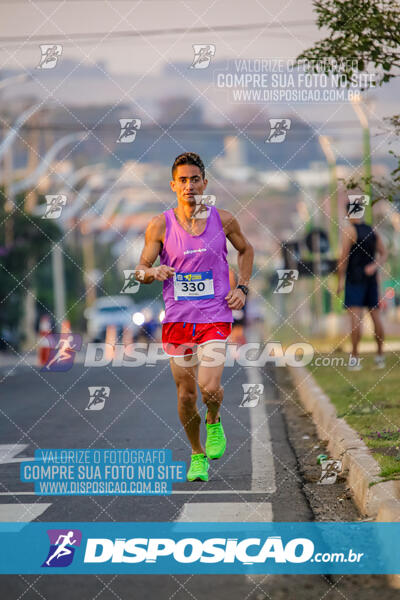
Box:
[237,284,249,296]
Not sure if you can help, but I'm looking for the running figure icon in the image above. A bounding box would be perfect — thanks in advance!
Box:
[44,335,77,371]
[45,531,77,566]
[274,270,298,293]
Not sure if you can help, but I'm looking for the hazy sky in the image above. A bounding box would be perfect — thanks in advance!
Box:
[0,0,320,74]
[1,0,399,161]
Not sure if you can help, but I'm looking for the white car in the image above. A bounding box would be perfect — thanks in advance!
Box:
[84,296,138,342]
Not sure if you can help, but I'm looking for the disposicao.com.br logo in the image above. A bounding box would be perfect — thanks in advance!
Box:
[82,536,363,566]
[1,522,390,574]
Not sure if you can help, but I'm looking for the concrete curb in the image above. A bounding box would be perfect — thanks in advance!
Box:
[288,365,400,516]
[288,365,400,586]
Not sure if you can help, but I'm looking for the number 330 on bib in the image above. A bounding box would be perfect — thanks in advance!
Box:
[173,270,215,301]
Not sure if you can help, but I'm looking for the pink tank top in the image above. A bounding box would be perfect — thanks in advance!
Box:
[159,207,233,323]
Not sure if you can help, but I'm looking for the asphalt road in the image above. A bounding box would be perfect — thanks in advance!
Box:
[0,351,398,599]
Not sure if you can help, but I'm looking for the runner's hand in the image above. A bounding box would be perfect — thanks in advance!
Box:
[336,276,345,296]
[152,265,175,281]
[225,288,245,309]
[364,262,377,276]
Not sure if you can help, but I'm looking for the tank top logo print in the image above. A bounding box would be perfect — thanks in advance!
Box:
[183,247,207,256]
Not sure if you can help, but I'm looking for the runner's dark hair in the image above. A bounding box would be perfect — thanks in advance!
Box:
[172,152,205,180]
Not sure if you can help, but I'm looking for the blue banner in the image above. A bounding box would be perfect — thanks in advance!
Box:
[0,522,399,574]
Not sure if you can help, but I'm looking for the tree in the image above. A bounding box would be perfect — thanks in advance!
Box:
[297,0,400,202]
[0,189,62,348]
[297,0,400,86]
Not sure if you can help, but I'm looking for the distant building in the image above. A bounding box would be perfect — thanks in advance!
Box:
[214,136,254,182]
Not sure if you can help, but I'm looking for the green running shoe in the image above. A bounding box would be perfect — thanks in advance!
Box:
[187,453,209,482]
[205,412,226,459]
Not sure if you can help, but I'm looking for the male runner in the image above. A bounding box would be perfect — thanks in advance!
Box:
[337,200,387,370]
[135,152,254,481]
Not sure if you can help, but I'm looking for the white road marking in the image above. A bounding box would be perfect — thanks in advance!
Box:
[247,367,276,494]
[242,326,276,495]
[0,492,37,496]
[0,445,51,521]
[0,444,34,464]
[177,501,273,522]
[0,503,51,522]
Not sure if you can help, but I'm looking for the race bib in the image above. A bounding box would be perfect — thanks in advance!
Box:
[174,270,214,301]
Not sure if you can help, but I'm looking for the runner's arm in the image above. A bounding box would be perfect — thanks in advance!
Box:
[374,232,388,268]
[364,232,388,275]
[219,210,254,309]
[135,216,175,284]
[336,224,356,294]
[220,210,254,286]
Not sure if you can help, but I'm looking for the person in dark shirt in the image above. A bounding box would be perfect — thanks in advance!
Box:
[337,201,387,370]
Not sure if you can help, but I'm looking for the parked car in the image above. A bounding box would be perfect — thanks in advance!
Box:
[84,296,138,342]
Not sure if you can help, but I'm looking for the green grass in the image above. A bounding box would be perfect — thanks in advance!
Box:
[307,353,400,479]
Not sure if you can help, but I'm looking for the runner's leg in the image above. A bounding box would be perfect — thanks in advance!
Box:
[197,341,226,424]
[348,306,363,358]
[169,355,205,455]
[369,307,384,355]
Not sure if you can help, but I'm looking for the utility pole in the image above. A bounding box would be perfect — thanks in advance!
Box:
[52,243,66,323]
[3,143,14,247]
[82,223,97,308]
[24,112,40,213]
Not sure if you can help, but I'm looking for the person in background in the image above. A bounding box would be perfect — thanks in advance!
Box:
[337,201,388,371]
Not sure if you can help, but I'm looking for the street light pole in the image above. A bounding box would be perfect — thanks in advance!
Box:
[0,73,30,91]
[319,135,338,257]
[351,96,373,224]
